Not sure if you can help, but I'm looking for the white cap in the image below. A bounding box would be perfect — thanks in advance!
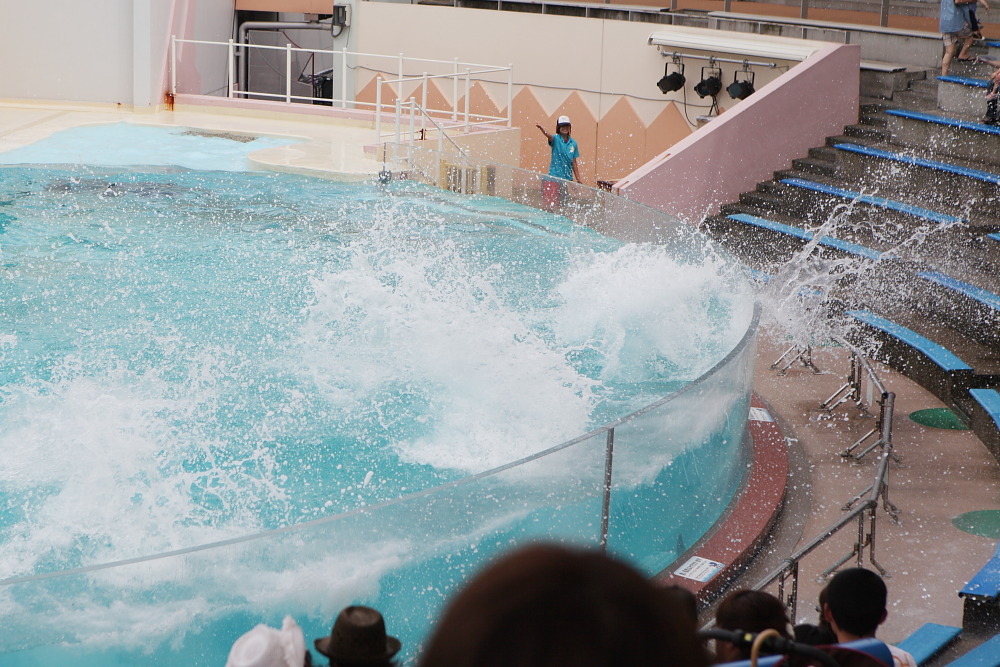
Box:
[557,115,571,125]
[226,616,306,667]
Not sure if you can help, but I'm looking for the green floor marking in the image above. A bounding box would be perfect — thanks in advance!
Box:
[953,510,1000,539]
[909,408,969,430]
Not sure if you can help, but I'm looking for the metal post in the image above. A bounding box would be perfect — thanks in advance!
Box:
[171,36,177,95]
[800,0,810,19]
[341,47,348,109]
[408,97,416,165]
[507,64,513,127]
[421,73,429,134]
[228,39,236,98]
[394,97,402,162]
[464,68,471,133]
[452,57,459,121]
[375,77,383,147]
[880,0,889,27]
[285,43,292,103]
[600,428,615,552]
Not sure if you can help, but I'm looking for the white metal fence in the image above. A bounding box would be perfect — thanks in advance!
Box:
[170,36,513,145]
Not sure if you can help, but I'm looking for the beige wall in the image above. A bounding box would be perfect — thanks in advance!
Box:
[352,3,823,186]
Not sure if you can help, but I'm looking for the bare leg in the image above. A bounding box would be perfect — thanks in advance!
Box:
[942,41,959,76]
[959,35,975,60]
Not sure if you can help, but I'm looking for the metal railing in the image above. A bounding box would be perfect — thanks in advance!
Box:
[169,36,513,141]
[750,340,900,621]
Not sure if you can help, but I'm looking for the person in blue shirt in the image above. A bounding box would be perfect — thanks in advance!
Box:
[535,115,580,208]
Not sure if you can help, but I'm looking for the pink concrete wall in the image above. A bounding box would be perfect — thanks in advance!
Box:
[614,43,860,226]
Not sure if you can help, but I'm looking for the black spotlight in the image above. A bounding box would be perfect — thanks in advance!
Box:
[657,62,685,94]
[694,67,722,98]
[727,70,756,100]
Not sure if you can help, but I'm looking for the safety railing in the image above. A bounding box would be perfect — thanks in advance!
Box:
[169,36,512,138]
[747,340,900,622]
[821,339,899,462]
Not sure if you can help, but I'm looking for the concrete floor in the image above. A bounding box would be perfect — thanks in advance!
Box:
[740,331,1000,654]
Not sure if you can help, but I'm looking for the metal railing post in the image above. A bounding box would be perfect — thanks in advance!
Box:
[171,36,177,95]
[507,64,513,127]
[375,76,383,146]
[228,39,236,98]
[600,428,615,552]
[421,73,429,134]
[341,47,348,109]
[408,97,416,165]
[285,43,292,103]
[452,57,459,121]
[394,97,402,163]
[463,68,471,133]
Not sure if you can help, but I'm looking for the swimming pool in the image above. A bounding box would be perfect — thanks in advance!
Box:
[0,123,757,665]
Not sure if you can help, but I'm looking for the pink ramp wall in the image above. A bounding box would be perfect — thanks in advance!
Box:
[614,43,860,226]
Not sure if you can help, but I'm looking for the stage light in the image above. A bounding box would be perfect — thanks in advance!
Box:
[657,62,685,94]
[727,69,756,100]
[694,66,722,98]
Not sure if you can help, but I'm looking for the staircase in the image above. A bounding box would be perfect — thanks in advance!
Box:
[700,48,1000,459]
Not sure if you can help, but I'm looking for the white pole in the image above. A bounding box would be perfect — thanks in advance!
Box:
[341,47,348,109]
[507,64,513,127]
[463,69,471,134]
[452,57,459,121]
[421,72,428,134]
[409,97,416,165]
[228,39,235,98]
[285,43,292,103]
[375,76,383,147]
[171,36,177,95]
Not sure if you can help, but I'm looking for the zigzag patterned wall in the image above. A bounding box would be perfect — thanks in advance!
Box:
[357,73,698,186]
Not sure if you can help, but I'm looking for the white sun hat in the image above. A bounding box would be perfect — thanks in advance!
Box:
[226,616,306,667]
[557,115,571,125]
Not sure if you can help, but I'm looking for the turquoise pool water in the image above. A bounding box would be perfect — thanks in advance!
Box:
[0,123,755,665]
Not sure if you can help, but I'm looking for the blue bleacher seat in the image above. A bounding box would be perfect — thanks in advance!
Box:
[937,75,990,89]
[943,632,1000,667]
[715,638,892,667]
[989,233,1000,243]
[917,272,1000,312]
[970,388,1000,430]
[960,542,1000,600]
[833,143,1000,185]
[886,108,1000,136]
[896,623,961,665]
[727,213,888,261]
[781,178,966,226]
[847,310,973,372]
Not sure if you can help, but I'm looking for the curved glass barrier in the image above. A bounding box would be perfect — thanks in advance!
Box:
[0,145,759,667]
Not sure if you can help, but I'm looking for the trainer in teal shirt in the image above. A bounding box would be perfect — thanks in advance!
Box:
[535,115,580,182]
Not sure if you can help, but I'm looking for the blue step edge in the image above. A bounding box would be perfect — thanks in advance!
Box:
[917,271,1000,311]
[886,108,1000,136]
[727,213,889,261]
[895,623,961,666]
[989,233,1000,242]
[938,74,990,88]
[847,309,973,372]
[833,143,1000,185]
[781,178,966,226]
[970,388,1000,430]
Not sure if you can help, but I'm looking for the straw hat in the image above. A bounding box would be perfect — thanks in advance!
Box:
[314,606,401,665]
[226,616,306,667]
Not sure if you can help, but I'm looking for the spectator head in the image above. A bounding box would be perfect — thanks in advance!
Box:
[417,543,707,667]
[823,568,887,640]
[714,590,791,662]
[226,616,306,667]
[314,606,401,667]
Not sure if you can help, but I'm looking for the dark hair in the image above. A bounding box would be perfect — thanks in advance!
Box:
[715,590,790,660]
[418,543,707,667]
[825,568,887,637]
